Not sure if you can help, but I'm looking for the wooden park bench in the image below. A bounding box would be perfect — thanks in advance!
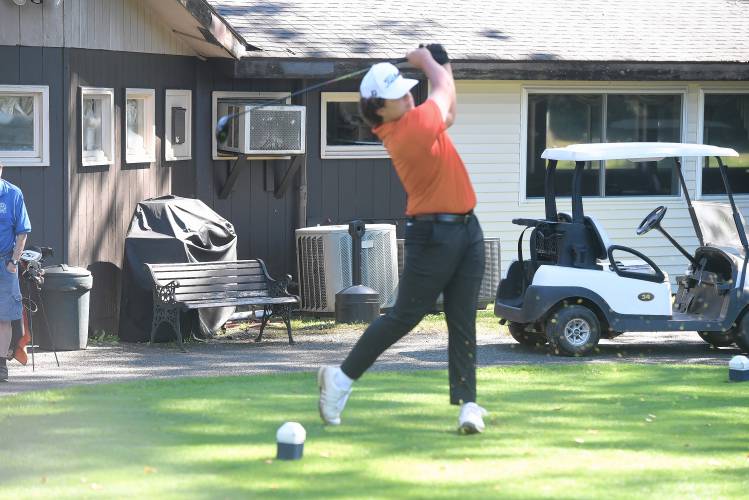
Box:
[145,259,299,350]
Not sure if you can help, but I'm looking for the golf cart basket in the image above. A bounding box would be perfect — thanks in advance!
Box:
[533,225,563,261]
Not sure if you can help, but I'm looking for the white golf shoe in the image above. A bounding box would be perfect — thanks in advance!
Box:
[458,402,488,434]
[317,366,352,425]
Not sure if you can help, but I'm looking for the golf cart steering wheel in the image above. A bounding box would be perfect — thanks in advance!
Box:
[636,206,667,235]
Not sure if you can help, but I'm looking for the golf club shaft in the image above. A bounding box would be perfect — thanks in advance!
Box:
[216,57,408,136]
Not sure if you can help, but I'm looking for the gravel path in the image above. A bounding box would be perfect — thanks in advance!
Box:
[0,327,740,397]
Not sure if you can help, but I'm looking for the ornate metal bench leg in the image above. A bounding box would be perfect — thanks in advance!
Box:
[171,309,186,352]
[255,306,271,343]
[150,307,162,346]
[151,305,171,346]
[282,305,295,345]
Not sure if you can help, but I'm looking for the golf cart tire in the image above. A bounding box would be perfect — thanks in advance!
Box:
[507,322,547,347]
[546,304,601,357]
[734,313,749,353]
[697,330,736,348]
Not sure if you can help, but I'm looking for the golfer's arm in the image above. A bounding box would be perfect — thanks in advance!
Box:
[12,233,27,262]
[443,63,456,127]
[421,59,456,128]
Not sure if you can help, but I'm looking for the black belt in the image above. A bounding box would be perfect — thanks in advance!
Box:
[409,211,473,224]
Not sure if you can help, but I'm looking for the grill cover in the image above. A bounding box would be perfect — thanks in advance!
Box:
[117,195,237,342]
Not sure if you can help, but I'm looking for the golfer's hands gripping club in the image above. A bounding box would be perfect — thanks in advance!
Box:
[418,43,449,65]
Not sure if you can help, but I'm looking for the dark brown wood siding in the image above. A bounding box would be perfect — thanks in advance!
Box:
[65,48,198,332]
[2,46,413,335]
[193,59,300,280]
[0,45,65,273]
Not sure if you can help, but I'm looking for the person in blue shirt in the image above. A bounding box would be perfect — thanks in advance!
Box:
[0,161,31,382]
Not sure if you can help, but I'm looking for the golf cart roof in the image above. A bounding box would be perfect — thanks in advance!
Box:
[541,142,739,162]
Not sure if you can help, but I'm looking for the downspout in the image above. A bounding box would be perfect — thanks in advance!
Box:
[296,80,308,231]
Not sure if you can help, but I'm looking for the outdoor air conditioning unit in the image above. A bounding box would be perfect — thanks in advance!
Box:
[217,102,306,155]
[296,224,398,313]
[395,237,501,309]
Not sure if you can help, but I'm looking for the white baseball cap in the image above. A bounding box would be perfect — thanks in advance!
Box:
[359,62,418,99]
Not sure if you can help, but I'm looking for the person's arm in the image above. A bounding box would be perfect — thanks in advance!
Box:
[7,194,31,274]
[443,62,456,127]
[6,233,27,274]
[406,47,456,128]
[12,233,27,263]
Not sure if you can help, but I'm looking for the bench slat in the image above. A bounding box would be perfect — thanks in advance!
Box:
[174,289,277,301]
[157,274,268,287]
[172,282,268,292]
[183,297,298,309]
[174,287,270,301]
[149,260,262,272]
[153,267,264,279]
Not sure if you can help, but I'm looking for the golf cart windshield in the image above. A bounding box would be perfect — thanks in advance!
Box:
[693,201,747,254]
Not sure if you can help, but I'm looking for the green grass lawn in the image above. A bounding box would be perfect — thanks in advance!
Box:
[1,365,747,499]
[287,307,500,335]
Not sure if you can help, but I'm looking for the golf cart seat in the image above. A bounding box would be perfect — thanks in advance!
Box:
[584,214,666,283]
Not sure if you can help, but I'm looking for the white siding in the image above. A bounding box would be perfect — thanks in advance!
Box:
[0,0,192,56]
[454,81,749,284]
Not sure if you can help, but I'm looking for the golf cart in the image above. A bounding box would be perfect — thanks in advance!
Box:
[494,142,749,356]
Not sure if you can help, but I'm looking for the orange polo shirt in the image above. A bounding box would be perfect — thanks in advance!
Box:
[373,99,476,216]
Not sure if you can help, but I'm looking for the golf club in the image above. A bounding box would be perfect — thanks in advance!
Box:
[214,57,408,143]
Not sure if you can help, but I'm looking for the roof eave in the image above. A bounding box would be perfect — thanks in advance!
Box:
[178,0,248,59]
[232,58,749,81]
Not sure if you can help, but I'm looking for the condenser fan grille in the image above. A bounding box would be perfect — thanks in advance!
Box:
[249,109,303,151]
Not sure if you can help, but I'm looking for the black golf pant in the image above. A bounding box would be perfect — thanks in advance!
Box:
[341,214,485,405]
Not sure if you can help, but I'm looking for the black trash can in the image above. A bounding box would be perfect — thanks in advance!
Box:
[35,265,93,351]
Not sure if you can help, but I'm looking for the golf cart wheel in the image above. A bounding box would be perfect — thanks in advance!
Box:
[507,322,547,347]
[697,330,736,348]
[546,305,601,357]
[734,313,749,353]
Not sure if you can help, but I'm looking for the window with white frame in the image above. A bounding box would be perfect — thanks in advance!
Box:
[525,91,683,198]
[212,91,290,160]
[125,88,156,163]
[321,92,387,159]
[81,87,114,166]
[0,85,49,167]
[701,92,749,195]
[165,89,192,161]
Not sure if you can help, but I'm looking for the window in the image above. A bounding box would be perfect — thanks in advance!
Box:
[0,85,49,166]
[165,89,192,161]
[80,87,114,166]
[125,88,155,163]
[321,92,387,159]
[525,91,683,198]
[212,91,290,160]
[701,92,749,195]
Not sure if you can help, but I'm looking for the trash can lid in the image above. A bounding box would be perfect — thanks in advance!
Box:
[42,264,92,278]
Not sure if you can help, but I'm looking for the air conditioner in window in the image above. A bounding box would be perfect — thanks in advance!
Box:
[217,102,306,155]
[393,237,501,310]
[296,224,398,313]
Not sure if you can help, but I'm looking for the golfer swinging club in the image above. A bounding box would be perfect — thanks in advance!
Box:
[318,44,487,434]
